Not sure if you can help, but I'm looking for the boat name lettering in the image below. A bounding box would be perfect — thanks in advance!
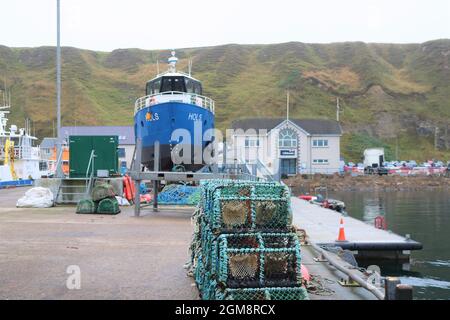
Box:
[188,113,203,121]
[146,112,160,122]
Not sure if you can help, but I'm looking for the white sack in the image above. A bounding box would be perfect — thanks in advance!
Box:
[16,187,54,208]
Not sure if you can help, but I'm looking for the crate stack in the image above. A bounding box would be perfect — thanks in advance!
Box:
[190,180,308,300]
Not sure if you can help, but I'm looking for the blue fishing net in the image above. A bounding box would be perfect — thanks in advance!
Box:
[157,184,201,205]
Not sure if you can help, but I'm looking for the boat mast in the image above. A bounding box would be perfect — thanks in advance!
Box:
[188,59,193,77]
[168,50,178,73]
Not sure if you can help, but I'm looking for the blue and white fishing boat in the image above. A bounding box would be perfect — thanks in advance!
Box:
[134,51,215,172]
[0,102,42,188]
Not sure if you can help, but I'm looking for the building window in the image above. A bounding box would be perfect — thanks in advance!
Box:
[313,139,329,147]
[313,159,329,165]
[279,129,297,148]
[281,159,297,175]
[39,161,48,171]
[245,137,260,147]
[118,148,126,158]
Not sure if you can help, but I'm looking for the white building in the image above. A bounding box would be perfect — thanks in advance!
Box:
[230,118,343,176]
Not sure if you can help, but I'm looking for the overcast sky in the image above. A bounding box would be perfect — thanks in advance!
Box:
[0,0,449,51]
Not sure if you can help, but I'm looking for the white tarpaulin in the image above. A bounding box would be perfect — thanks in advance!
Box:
[16,187,54,208]
[115,196,130,206]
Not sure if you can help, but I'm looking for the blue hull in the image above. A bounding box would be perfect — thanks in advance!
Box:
[134,102,215,171]
[0,179,34,189]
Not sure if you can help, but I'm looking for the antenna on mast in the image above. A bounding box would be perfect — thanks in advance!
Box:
[286,90,290,122]
[3,79,7,107]
[188,59,193,77]
[168,50,178,73]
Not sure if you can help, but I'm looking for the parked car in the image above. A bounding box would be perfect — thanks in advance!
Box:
[407,160,418,168]
[435,161,444,168]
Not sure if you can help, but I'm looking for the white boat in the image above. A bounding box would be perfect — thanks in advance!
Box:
[0,94,44,186]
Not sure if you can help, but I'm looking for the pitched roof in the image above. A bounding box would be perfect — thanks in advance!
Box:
[40,137,58,149]
[60,126,135,145]
[231,118,342,135]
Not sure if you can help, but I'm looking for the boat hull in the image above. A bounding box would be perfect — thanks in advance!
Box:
[134,102,215,172]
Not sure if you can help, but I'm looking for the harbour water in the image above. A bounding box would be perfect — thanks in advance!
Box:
[329,190,450,300]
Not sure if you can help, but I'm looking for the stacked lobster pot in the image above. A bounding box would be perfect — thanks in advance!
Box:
[190,180,308,300]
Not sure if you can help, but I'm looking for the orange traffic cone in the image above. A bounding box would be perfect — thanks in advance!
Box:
[337,218,347,242]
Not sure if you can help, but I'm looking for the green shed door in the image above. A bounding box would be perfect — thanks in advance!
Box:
[69,136,94,178]
[92,136,119,176]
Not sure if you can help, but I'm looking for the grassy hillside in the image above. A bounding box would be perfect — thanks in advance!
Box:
[1,40,449,162]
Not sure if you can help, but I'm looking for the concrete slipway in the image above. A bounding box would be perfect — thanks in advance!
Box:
[0,187,376,300]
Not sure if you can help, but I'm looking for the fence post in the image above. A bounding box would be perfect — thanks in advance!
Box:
[385,277,401,300]
[395,284,413,300]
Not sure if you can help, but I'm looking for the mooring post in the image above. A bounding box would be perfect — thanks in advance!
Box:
[153,141,160,212]
[133,140,143,217]
[395,284,413,300]
[384,277,401,300]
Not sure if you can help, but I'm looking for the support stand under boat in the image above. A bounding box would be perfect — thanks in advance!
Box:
[132,139,160,217]
[153,141,160,213]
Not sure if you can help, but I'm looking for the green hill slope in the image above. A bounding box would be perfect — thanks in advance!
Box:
[1,40,449,162]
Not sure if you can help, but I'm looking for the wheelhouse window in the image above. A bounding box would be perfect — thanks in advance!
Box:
[279,129,297,148]
[194,82,203,95]
[161,77,186,92]
[146,79,161,95]
[185,78,194,93]
[146,76,202,95]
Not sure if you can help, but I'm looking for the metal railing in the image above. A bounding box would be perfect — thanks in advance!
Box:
[0,146,39,161]
[309,241,385,300]
[256,159,276,181]
[135,92,215,114]
[85,150,96,197]
[54,146,65,178]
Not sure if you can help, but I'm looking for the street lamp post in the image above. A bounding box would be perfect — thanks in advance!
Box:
[56,0,63,178]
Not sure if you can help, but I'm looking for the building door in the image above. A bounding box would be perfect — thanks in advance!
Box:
[281,159,297,176]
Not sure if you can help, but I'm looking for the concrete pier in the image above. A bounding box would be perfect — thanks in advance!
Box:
[0,188,380,300]
[291,197,423,263]
[0,189,197,300]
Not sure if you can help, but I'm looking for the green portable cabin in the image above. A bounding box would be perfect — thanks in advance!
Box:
[69,136,119,178]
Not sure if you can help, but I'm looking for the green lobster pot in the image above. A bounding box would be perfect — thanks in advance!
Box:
[76,199,97,214]
[97,197,121,215]
[215,232,302,289]
[200,180,293,233]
